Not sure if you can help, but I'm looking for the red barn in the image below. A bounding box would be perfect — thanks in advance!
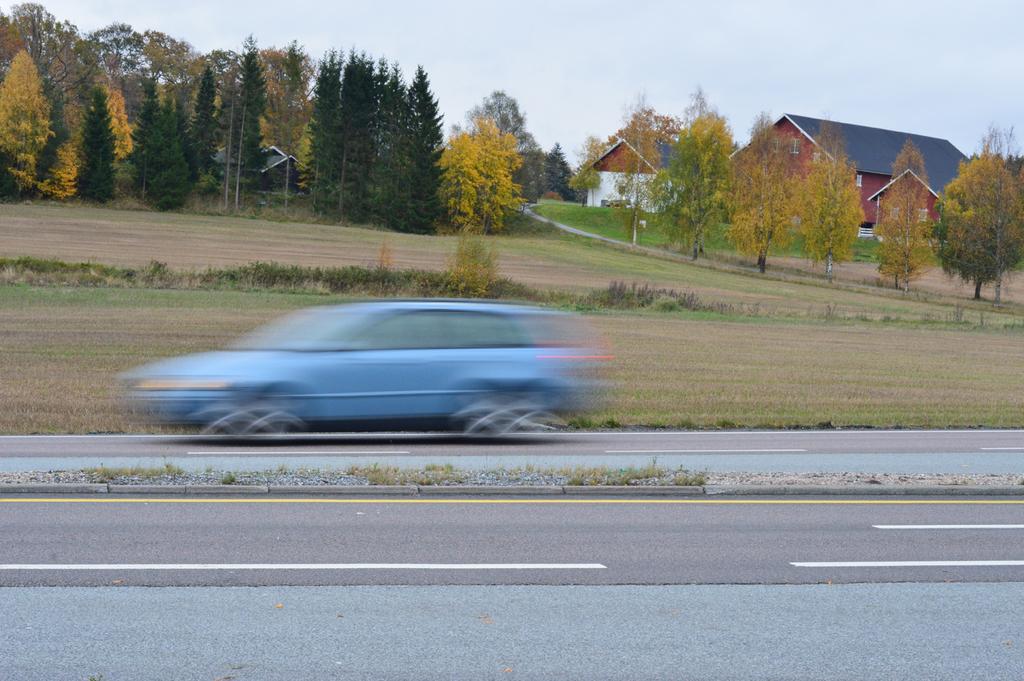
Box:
[773,114,967,236]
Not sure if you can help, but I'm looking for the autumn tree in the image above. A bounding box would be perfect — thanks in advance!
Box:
[728,113,798,273]
[936,128,1024,303]
[38,138,77,198]
[0,50,51,194]
[875,140,934,291]
[467,91,543,202]
[798,122,864,281]
[261,41,312,207]
[568,135,605,205]
[653,90,732,259]
[78,86,116,202]
[611,95,681,244]
[439,118,521,233]
[405,65,443,233]
[106,86,133,161]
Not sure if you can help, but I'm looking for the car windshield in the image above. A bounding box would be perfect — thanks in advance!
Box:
[233,308,368,351]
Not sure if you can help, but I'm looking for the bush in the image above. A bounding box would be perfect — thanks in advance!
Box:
[445,233,498,297]
[541,191,564,201]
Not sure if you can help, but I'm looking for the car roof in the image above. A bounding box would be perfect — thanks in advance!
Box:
[319,299,562,316]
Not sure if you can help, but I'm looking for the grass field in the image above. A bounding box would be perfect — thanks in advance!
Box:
[532,199,881,262]
[1,203,1021,322]
[2,202,1024,433]
[3,284,1024,433]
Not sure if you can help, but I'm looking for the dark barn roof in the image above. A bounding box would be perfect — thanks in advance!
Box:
[784,114,967,192]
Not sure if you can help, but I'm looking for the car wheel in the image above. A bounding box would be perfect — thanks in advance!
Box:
[202,399,305,436]
[456,393,558,435]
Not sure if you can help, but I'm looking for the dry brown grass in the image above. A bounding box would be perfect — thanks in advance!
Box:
[3,203,1022,324]
[2,285,1023,433]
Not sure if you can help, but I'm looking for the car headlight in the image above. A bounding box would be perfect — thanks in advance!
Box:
[134,379,232,391]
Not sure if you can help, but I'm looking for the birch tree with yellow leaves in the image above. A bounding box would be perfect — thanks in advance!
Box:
[729,113,799,273]
[439,117,521,233]
[875,140,934,292]
[105,86,133,161]
[798,122,864,282]
[0,51,52,194]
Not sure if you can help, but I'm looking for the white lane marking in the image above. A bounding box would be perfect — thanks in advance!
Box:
[3,429,1024,439]
[185,451,411,455]
[980,447,1024,451]
[873,525,1024,530]
[0,563,607,571]
[604,448,807,454]
[792,560,1024,568]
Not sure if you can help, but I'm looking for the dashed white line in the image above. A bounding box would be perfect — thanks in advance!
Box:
[185,451,411,456]
[873,525,1024,530]
[791,560,1024,568]
[0,563,607,571]
[604,449,807,454]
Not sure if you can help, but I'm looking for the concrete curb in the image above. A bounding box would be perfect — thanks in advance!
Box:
[704,485,1024,496]
[563,485,704,496]
[1,483,1022,497]
[186,485,269,495]
[0,483,108,494]
[268,485,417,496]
[417,485,565,496]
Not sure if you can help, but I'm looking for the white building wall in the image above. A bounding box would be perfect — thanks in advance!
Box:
[586,171,658,211]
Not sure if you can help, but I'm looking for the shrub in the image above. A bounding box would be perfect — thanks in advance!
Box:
[541,191,563,201]
[445,233,498,297]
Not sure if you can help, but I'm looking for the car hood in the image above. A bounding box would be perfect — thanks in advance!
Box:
[120,350,286,384]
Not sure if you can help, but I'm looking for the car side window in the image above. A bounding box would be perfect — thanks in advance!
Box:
[350,310,529,350]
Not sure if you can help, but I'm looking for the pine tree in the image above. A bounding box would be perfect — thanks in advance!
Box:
[543,143,572,199]
[338,51,377,221]
[0,51,52,194]
[36,82,68,190]
[147,98,191,210]
[191,64,218,175]
[78,86,116,202]
[406,65,443,233]
[130,79,159,195]
[371,62,412,229]
[236,36,267,200]
[174,97,197,181]
[308,51,343,214]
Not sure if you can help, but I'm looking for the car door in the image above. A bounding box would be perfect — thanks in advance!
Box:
[313,309,458,424]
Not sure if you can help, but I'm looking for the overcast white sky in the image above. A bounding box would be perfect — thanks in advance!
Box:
[34,0,1024,161]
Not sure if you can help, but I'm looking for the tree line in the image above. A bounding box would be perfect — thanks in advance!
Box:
[0,3,576,234]
[570,91,1024,303]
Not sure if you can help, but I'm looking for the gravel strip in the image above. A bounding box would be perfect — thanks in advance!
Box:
[0,469,1021,487]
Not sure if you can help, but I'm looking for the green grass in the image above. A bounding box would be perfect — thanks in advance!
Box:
[534,199,881,261]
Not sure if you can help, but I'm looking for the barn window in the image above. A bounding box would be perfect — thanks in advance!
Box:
[856,174,863,187]
[790,139,800,155]
[918,208,929,222]
[890,207,900,219]
[812,151,821,162]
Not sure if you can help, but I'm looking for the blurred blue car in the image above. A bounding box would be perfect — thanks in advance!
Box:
[123,300,606,434]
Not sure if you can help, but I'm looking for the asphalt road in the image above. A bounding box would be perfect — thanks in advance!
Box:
[5,583,1023,680]
[2,429,1024,473]
[2,496,1023,586]
[3,496,1024,679]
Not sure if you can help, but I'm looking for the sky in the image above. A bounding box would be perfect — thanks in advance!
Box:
[34,0,1024,162]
